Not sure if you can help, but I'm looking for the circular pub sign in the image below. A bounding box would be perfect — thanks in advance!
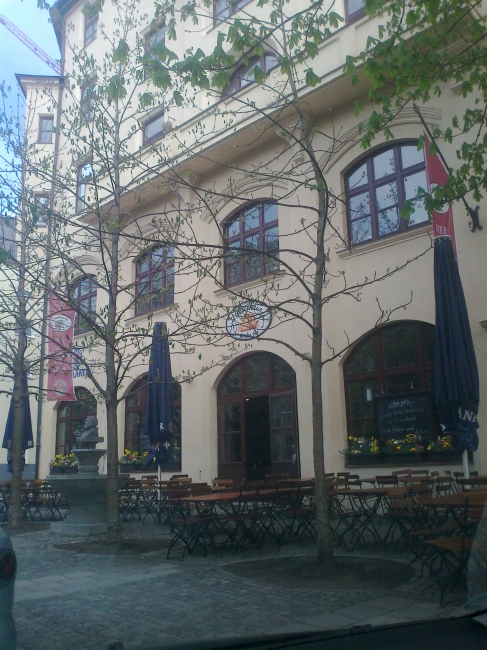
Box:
[226,301,272,341]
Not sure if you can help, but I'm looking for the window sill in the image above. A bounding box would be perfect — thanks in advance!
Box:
[336,223,432,259]
[125,302,177,325]
[214,270,285,297]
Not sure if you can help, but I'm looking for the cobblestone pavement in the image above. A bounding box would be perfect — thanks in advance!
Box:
[9,523,464,650]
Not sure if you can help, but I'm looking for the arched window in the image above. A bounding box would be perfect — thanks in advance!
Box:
[56,387,97,456]
[223,53,278,96]
[70,275,97,335]
[344,321,435,440]
[224,202,279,286]
[345,141,428,245]
[135,245,174,316]
[124,378,182,469]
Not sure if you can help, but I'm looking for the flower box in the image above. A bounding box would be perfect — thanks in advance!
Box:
[383,452,425,465]
[119,462,158,473]
[343,453,384,466]
[49,466,78,475]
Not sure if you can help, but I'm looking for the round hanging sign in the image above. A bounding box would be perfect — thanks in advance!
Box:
[225,301,272,340]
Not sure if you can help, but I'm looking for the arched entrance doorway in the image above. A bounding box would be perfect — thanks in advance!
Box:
[217,352,299,482]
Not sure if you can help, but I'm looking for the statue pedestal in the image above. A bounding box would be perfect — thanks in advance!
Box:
[49,474,129,536]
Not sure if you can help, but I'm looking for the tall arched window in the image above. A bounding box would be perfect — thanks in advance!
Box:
[56,387,97,456]
[124,377,182,469]
[70,275,97,335]
[224,202,279,286]
[135,246,174,316]
[345,141,428,245]
[344,321,435,440]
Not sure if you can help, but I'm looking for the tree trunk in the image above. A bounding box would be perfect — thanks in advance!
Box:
[8,368,25,532]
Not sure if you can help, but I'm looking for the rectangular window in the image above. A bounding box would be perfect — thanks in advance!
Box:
[33,193,49,228]
[214,0,252,26]
[81,79,96,124]
[143,112,166,145]
[84,12,99,47]
[38,116,54,144]
[144,23,165,79]
[76,163,93,213]
[345,0,365,23]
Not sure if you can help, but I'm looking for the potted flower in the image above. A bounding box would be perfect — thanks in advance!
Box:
[383,434,425,464]
[341,437,383,466]
[49,453,79,474]
[426,435,463,463]
[119,449,157,472]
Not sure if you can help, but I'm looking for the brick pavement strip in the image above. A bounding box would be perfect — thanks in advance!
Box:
[10,524,462,650]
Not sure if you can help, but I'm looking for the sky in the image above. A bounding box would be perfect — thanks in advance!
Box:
[0,0,60,89]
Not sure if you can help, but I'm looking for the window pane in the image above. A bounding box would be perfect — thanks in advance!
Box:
[386,373,420,394]
[244,234,260,279]
[226,262,241,285]
[351,217,372,244]
[347,163,368,190]
[273,431,295,462]
[56,421,68,453]
[243,205,260,231]
[137,256,149,274]
[375,181,398,210]
[346,0,365,15]
[125,411,143,452]
[404,170,427,200]
[264,226,278,251]
[126,388,141,408]
[408,199,429,226]
[273,356,296,387]
[225,218,240,238]
[346,337,377,375]
[401,144,424,169]
[382,325,418,368]
[144,113,165,141]
[378,207,400,236]
[264,54,278,72]
[263,203,277,224]
[349,191,370,219]
[40,117,53,143]
[215,0,230,22]
[373,149,395,179]
[348,379,380,419]
[246,354,269,391]
[222,403,241,432]
[350,418,376,439]
[219,433,242,463]
[221,365,241,395]
[58,404,70,419]
[271,394,294,428]
[146,25,165,50]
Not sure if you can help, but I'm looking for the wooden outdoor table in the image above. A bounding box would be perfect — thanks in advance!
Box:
[332,487,390,496]
[180,491,245,503]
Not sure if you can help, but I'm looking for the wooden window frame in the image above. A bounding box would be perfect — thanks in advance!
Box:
[345,0,365,24]
[223,201,279,287]
[71,274,97,335]
[135,245,175,316]
[142,111,166,146]
[344,321,436,441]
[37,115,54,144]
[55,387,97,456]
[33,193,49,228]
[84,12,99,47]
[345,141,427,246]
[213,0,252,26]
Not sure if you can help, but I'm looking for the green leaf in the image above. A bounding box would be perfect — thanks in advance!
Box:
[305,69,321,87]
[112,39,129,64]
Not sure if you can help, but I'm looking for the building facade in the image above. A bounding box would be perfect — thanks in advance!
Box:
[18,0,487,482]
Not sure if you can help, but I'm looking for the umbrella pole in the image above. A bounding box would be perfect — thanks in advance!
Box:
[157,459,161,524]
[462,448,470,480]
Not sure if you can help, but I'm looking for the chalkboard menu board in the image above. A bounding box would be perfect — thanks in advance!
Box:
[374,392,435,441]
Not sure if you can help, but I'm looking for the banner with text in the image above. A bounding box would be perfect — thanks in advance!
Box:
[47,295,76,401]
[423,133,457,254]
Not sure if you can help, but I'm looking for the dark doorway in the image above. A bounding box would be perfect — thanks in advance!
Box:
[245,396,271,481]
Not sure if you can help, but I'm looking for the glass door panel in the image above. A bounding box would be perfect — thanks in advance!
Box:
[270,392,299,478]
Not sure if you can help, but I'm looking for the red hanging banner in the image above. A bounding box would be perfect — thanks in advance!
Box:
[423,133,457,256]
[46,295,76,401]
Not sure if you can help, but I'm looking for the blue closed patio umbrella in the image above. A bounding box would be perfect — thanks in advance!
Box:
[434,237,480,477]
[142,322,175,471]
[2,372,34,472]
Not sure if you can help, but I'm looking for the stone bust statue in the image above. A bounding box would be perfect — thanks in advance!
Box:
[79,416,99,441]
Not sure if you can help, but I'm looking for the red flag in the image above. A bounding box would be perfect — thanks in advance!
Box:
[423,133,457,256]
[47,295,76,401]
